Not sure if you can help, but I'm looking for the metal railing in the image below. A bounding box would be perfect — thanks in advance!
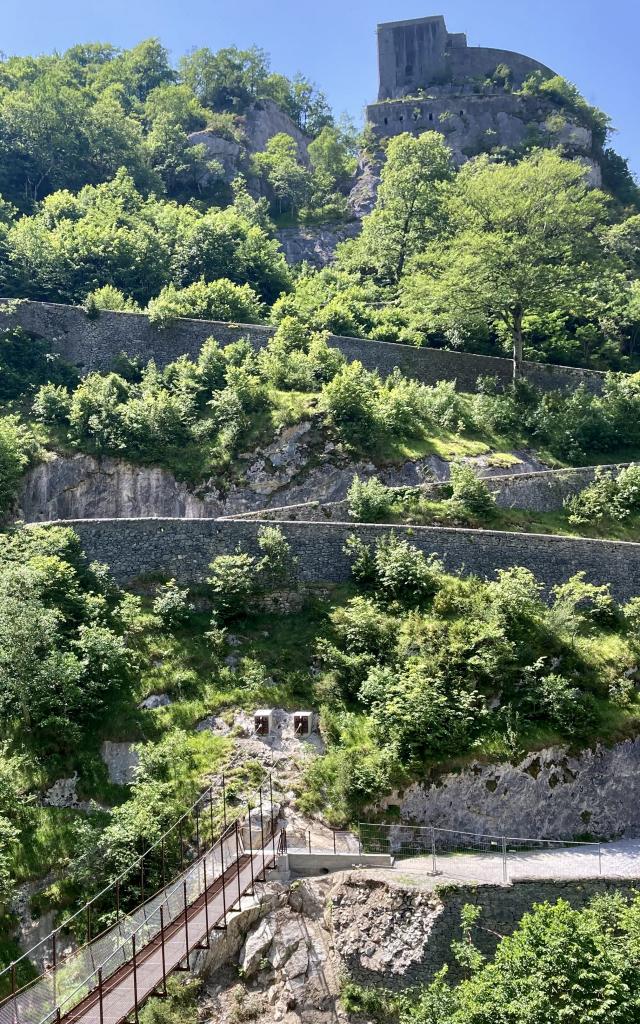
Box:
[0,776,281,1024]
[357,822,614,883]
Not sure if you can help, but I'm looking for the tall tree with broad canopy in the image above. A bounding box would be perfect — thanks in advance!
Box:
[341,131,455,285]
[405,149,624,376]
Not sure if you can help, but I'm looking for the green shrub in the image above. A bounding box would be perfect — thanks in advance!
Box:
[447,463,496,519]
[152,580,194,628]
[0,417,40,517]
[32,384,72,425]
[321,361,380,445]
[84,286,140,312]
[345,533,444,606]
[347,475,393,522]
[146,279,264,328]
[567,464,640,525]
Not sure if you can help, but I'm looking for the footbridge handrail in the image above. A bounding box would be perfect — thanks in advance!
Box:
[0,775,281,1024]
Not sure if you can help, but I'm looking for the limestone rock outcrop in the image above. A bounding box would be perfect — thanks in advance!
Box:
[396,738,640,840]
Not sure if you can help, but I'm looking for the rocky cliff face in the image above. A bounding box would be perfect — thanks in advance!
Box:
[17,445,549,523]
[395,739,640,840]
[187,99,310,194]
[274,221,362,268]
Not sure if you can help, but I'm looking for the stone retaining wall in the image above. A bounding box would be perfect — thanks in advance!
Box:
[38,517,640,601]
[2,299,606,393]
[229,463,633,519]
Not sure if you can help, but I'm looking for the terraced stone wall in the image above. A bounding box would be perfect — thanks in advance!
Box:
[43,517,640,601]
[2,299,605,394]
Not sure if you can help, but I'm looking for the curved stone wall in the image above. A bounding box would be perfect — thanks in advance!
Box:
[2,299,605,394]
[39,516,640,601]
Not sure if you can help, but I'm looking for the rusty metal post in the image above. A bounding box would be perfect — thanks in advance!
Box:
[222,773,227,827]
[160,905,168,996]
[161,837,166,888]
[179,818,184,870]
[203,859,210,947]
[247,801,255,895]
[196,803,201,859]
[11,963,16,995]
[98,967,104,1024]
[209,786,214,849]
[52,931,57,1004]
[269,775,276,862]
[183,880,190,968]
[235,820,242,909]
[220,836,227,928]
[132,933,139,1024]
[259,788,266,880]
[116,879,120,921]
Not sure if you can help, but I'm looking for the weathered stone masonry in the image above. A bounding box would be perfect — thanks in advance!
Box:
[42,517,640,601]
[2,299,605,394]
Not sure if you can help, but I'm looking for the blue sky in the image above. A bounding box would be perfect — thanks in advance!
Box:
[2,0,639,175]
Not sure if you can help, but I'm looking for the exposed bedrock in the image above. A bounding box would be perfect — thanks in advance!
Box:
[18,447,550,523]
[396,738,640,840]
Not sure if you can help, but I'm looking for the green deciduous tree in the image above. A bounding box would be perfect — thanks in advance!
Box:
[407,150,622,376]
[342,131,455,284]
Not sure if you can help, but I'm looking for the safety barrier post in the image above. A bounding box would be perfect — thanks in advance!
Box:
[259,788,266,880]
[598,842,603,876]
[235,820,242,908]
[98,967,104,1024]
[502,836,508,883]
[132,934,139,1024]
[269,775,276,863]
[202,859,210,948]
[52,931,57,1004]
[431,827,437,876]
[160,905,168,995]
[308,830,311,854]
[222,773,227,827]
[196,804,201,859]
[179,819,184,870]
[116,879,120,921]
[10,964,16,996]
[247,801,255,895]
[183,881,190,968]
[140,853,145,901]
[161,837,166,888]
[219,836,227,929]
[209,786,214,850]
[333,831,337,855]
[87,904,91,942]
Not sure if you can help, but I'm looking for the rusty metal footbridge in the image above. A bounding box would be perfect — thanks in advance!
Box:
[0,778,284,1024]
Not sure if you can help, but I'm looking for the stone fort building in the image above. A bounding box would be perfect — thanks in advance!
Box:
[376,14,553,100]
[366,15,600,182]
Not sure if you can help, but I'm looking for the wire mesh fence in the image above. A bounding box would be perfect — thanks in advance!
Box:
[284,828,360,855]
[358,823,609,884]
[0,780,281,1024]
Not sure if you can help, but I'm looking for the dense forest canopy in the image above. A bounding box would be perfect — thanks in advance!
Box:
[0,38,638,370]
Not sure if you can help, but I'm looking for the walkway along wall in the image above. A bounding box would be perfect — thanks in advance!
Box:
[2,299,606,394]
[40,517,640,602]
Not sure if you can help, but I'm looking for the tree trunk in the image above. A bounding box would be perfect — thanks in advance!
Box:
[512,310,524,380]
